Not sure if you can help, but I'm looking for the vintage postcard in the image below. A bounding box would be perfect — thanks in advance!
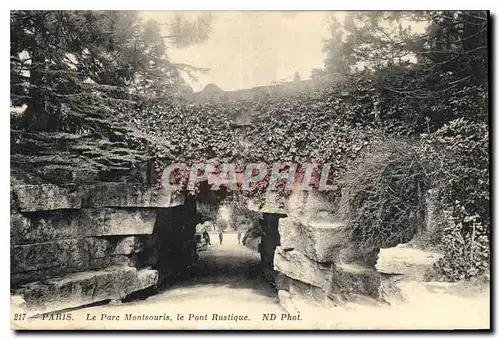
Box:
[10,10,490,330]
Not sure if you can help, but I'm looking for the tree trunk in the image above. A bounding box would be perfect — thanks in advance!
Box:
[25,20,51,131]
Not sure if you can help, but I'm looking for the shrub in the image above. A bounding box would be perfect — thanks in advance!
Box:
[420,118,490,281]
[434,207,490,281]
[338,138,430,258]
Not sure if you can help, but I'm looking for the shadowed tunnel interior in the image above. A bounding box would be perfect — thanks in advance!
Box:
[168,233,279,300]
[140,180,283,303]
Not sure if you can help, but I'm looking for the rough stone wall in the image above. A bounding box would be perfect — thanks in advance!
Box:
[10,182,196,316]
[147,196,200,286]
[247,188,445,311]
[10,128,205,315]
[258,213,283,282]
[275,216,383,307]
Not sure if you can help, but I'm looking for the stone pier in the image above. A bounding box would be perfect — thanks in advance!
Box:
[247,189,445,312]
[10,182,198,316]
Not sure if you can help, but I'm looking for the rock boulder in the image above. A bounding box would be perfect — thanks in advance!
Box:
[376,245,444,281]
[16,266,159,315]
[278,218,346,263]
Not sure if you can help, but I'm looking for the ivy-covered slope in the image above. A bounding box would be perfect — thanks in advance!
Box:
[12,67,487,195]
[129,75,384,174]
[131,67,478,167]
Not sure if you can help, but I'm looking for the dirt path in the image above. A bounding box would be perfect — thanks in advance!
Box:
[23,232,490,330]
[51,233,289,330]
[147,232,283,319]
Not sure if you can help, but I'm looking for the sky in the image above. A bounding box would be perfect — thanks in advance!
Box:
[141,11,338,92]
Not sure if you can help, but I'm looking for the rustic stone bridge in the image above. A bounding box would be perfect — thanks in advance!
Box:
[10,174,444,317]
[10,83,446,318]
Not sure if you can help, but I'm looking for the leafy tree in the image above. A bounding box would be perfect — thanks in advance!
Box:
[10,10,212,131]
[292,71,301,82]
[162,13,215,48]
[315,11,489,279]
[320,11,487,78]
[322,14,353,75]
[317,11,488,133]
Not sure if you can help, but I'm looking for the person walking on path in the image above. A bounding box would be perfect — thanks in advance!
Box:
[203,230,211,245]
[218,231,224,245]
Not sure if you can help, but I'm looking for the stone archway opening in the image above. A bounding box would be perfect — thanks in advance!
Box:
[142,181,284,306]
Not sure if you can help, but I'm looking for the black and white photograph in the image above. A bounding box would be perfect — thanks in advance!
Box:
[8,9,490,330]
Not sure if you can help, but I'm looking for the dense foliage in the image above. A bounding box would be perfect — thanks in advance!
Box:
[10,10,207,131]
[338,139,430,257]
[420,118,489,280]
[314,10,489,280]
[10,11,489,281]
[126,78,381,197]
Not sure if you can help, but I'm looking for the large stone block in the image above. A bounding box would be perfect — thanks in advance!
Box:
[279,217,346,263]
[242,235,260,252]
[375,245,444,281]
[136,268,159,290]
[87,183,185,209]
[274,247,334,289]
[274,247,381,300]
[12,185,83,212]
[11,255,133,287]
[15,266,159,315]
[286,189,338,223]
[11,209,157,245]
[11,236,145,273]
[287,277,339,307]
[247,191,288,215]
[12,183,185,212]
[380,277,489,306]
